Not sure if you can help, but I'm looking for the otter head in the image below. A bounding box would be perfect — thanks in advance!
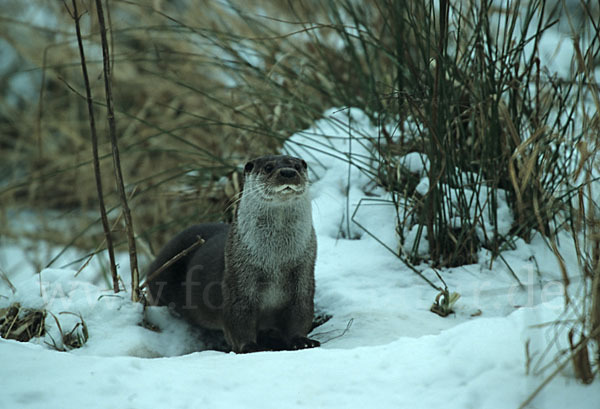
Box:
[242,155,309,201]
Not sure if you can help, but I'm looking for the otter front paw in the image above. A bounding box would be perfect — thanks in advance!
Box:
[257,329,288,351]
[289,336,320,350]
[238,342,264,354]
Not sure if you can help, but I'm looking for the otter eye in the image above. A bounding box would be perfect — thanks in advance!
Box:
[244,161,254,173]
[264,163,274,173]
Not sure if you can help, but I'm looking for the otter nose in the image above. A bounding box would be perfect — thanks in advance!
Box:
[279,168,297,178]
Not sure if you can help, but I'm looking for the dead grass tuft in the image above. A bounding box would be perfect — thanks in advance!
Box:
[45,311,89,351]
[0,303,46,342]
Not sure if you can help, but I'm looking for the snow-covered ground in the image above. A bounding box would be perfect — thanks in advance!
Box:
[1,108,598,409]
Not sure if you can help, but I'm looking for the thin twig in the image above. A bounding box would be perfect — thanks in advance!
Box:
[0,268,16,294]
[95,0,141,301]
[313,318,354,344]
[351,198,443,292]
[142,236,205,286]
[75,196,128,278]
[68,0,119,293]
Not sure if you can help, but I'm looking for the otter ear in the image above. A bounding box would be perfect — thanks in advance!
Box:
[244,161,254,173]
[301,159,307,169]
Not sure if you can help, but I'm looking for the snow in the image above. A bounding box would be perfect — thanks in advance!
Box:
[1,106,598,409]
[2,304,597,409]
[398,152,430,175]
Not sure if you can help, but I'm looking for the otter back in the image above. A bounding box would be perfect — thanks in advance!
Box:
[145,223,229,330]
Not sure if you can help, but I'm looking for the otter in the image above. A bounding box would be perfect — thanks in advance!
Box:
[145,155,319,353]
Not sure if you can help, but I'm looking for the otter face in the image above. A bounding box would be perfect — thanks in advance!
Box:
[243,155,309,201]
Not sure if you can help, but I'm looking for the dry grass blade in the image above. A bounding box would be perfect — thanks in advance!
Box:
[592,271,600,347]
[549,238,571,304]
[0,269,17,294]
